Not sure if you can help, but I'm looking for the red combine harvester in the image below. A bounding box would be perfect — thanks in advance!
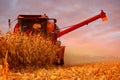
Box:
[10,10,107,65]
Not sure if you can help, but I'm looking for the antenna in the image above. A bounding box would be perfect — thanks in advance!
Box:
[8,19,11,32]
[8,18,17,32]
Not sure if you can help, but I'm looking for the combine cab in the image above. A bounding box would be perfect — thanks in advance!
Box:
[10,10,107,65]
[14,14,58,37]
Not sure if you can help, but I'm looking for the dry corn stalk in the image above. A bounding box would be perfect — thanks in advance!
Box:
[0,32,61,71]
[3,50,9,80]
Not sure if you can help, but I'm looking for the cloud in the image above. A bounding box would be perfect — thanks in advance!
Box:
[0,0,11,15]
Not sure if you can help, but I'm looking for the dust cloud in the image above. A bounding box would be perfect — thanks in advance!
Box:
[64,45,120,66]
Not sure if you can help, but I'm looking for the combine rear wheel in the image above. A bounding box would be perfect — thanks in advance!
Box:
[56,46,65,66]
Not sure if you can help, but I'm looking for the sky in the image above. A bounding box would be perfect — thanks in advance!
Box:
[0,0,120,65]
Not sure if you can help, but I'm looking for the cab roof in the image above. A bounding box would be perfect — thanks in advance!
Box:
[17,15,46,19]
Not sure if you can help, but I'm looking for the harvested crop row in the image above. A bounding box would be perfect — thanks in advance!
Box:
[0,61,119,80]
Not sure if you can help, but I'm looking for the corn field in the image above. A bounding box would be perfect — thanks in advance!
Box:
[0,31,120,80]
[0,32,61,71]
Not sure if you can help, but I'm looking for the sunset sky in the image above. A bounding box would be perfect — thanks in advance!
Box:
[0,0,120,64]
